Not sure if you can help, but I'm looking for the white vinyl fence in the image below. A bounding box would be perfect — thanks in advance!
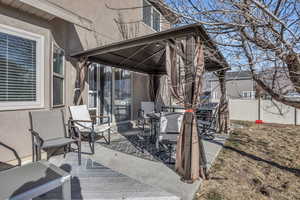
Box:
[229,99,300,125]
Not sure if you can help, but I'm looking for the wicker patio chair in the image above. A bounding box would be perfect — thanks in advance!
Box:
[69,105,111,154]
[29,110,81,165]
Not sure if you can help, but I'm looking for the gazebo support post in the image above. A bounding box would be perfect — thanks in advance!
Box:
[75,57,91,105]
[170,35,207,182]
[217,70,230,134]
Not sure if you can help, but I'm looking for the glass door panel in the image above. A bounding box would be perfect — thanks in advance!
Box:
[88,64,98,116]
[88,64,132,124]
[99,66,112,123]
[114,69,132,122]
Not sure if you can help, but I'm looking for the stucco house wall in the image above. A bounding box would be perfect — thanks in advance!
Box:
[210,79,255,99]
[0,0,170,162]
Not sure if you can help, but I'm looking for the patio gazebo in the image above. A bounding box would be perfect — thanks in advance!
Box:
[71,23,229,182]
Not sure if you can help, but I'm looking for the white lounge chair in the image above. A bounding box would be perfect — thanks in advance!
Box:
[158,112,183,163]
[69,105,111,154]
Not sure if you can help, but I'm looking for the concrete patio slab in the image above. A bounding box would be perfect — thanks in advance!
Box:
[46,152,179,200]
[89,131,227,200]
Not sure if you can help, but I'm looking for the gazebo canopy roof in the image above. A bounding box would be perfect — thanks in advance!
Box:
[71,23,229,75]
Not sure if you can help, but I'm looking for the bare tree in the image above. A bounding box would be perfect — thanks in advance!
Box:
[166,0,300,108]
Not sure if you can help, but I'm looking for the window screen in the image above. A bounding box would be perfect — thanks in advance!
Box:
[0,32,37,102]
[143,0,152,26]
[153,9,160,31]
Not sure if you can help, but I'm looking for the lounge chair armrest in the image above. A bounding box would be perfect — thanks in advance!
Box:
[92,115,110,119]
[71,119,94,123]
[91,115,111,124]
[70,119,94,130]
[28,129,44,146]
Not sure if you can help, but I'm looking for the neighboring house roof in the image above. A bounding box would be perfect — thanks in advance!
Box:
[147,0,180,24]
[210,71,252,81]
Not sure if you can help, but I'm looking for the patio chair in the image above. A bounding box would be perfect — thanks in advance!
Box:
[0,160,71,200]
[196,103,219,139]
[157,112,184,164]
[69,105,111,154]
[137,101,155,131]
[29,110,81,165]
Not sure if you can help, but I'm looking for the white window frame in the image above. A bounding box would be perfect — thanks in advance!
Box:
[142,0,162,32]
[0,24,44,111]
[242,91,255,99]
[51,43,65,107]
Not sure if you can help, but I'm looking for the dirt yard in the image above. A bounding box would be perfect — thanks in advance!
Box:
[196,121,300,200]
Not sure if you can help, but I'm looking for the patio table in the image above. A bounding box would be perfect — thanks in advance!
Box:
[0,160,71,200]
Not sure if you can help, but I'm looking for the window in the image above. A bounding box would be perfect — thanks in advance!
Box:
[52,44,64,106]
[142,0,161,31]
[0,24,44,110]
[152,9,160,31]
[242,91,255,99]
[143,0,152,27]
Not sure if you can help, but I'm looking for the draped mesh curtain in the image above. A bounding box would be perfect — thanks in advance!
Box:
[165,35,207,182]
[149,74,171,112]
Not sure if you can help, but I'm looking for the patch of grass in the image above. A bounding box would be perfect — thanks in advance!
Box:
[206,189,223,200]
[196,123,300,200]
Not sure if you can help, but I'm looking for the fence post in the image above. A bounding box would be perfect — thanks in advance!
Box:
[258,97,261,121]
[294,108,297,126]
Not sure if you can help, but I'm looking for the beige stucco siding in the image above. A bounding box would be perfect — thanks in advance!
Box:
[211,79,255,99]
[0,0,167,162]
[0,4,52,162]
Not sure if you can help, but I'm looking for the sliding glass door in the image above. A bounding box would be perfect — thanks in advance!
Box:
[99,66,112,123]
[88,64,131,124]
[114,69,132,122]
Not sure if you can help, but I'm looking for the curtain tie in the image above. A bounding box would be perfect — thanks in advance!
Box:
[185,109,194,113]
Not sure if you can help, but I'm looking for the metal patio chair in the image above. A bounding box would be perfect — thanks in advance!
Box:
[69,105,111,154]
[157,112,184,164]
[137,101,155,131]
[29,110,81,165]
[196,103,219,139]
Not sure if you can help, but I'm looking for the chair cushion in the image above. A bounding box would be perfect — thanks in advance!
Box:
[159,133,178,144]
[69,105,92,129]
[160,113,183,133]
[43,137,75,148]
[30,110,67,141]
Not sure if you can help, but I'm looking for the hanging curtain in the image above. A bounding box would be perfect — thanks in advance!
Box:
[154,75,171,112]
[166,36,207,182]
[149,74,160,102]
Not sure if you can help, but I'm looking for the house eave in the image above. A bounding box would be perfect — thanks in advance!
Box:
[0,0,93,30]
